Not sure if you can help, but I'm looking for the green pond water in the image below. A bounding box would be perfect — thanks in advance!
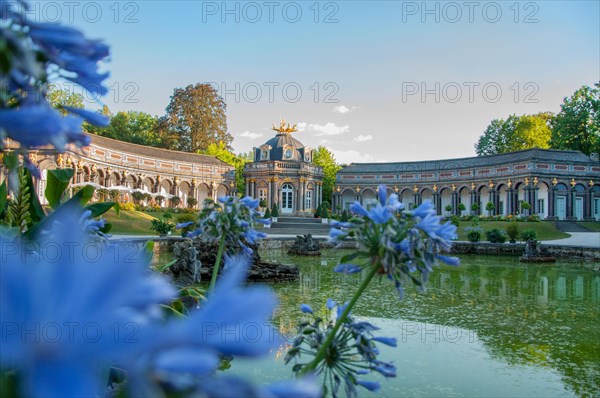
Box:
[158,249,600,397]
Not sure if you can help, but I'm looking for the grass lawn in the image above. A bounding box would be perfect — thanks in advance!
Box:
[455,220,569,241]
[104,209,158,235]
[579,221,600,232]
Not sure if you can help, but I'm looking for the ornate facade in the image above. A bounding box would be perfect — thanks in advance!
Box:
[333,149,600,221]
[244,120,324,215]
[14,134,235,207]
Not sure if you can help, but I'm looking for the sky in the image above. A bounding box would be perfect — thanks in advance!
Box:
[25,0,600,164]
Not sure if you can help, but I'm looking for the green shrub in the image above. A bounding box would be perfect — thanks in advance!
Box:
[132,191,143,204]
[520,228,538,241]
[321,207,329,219]
[527,214,540,222]
[150,217,174,236]
[486,228,507,243]
[259,199,267,209]
[471,203,480,212]
[271,203,279,218]
[321,201,331,210]
[187,197,198,208]
[176,213,197,236]
[445,204,452,213]
[315,204,322,218]
[119,201,136,211]
[341,209,349,222]
[264,208,271,219]
[458,203,466,213]
[449,215,460,227]
[171,196,181,207]
[465,226,482,242]
[506,222,519,242]
[485,201,495,213]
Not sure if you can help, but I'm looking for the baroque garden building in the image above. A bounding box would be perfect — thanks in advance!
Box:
[243,120,324,215]
[333,149,600,221]
[3,134,236,207]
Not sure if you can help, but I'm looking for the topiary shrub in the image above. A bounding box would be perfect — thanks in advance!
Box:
[264,207,271,219]
[187,197,198,208]
[259,199,267,209]
[465,226,482,242]
[341,209,349,222]
[171,196,181,207]
[271,203,279,218]
[520,228,538,242]
[486,228,507,243]
[458,203,466,214]
[445,204,452,213]
[321,207,329,219]
[132,191,143,204]
[506,222,519,243]
[315,204,322,218]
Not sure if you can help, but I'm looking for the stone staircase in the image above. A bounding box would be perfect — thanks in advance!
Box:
[267,216,331,236]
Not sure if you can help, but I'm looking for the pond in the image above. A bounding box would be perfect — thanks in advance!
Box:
[222,249,600,397]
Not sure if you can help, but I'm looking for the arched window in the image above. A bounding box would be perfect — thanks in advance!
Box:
[281,183,293,213]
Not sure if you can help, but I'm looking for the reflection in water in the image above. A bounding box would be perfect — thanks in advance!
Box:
[254,249,600,397]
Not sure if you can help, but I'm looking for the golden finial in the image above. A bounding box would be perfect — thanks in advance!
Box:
[413,185,418,193]
[433,184,438,192]
[533,177,538,186]
[471,182,476,190]
[489,180,494,189]
[336,186,341,192]
[590,180,595,187]
[355,186,360,193]
[451,184,456,191]
[272,118,298,134]
[570,178,576,187]
[394,186,399,193]
[552,177,558,186]
[507,179,512,188]
[524,177,529,186]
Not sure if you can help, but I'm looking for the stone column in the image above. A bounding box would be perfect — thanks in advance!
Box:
[451,191,459,215]
[433,192,440,215]
[267,178,272,208]
[584,188,595,221]
[567,187,575,220]
[532,186,538,215]
[299,178,305,211]
[488,189,496,215]
[506,188,514,215]
[547,187,556,220]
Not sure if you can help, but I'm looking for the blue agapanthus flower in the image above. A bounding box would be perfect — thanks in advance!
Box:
[0,1,110,153]
[184,195,270,255]
[287,300,396,398]
[0,205,319,398]
[329,184,459,298]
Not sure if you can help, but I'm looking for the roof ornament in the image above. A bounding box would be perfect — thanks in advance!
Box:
[272,118,298,134]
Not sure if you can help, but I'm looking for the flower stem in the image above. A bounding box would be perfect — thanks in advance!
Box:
[298,263,380,376]
[208,234,226,294]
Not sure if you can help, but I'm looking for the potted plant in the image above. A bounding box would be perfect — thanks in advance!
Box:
[458,202,466,216]
[314,204,322,218]
[271,203,279,222]
[520,201,531,215]
[171,196,181,208]
[187,197,198,209]
[150,215,175,237]
[444,204,452,215]
[485,201,495,216]
[259,199,267,214]
[321,207,329,224]
[471,202,479,215]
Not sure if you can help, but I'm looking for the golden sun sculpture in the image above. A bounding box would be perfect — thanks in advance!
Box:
[272,118,298,134]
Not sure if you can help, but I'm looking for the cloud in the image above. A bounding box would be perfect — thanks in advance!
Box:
[240,131,263,139]
[333,105,352,114]
[353,134,373,142]
[330,149,380,164]
[297,122,349,136]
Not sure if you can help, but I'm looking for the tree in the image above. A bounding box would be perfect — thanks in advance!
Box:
[187,197,198,208]
[271,203,279,218]
[46,86,84,114]
[475,113,552,156]
[312,146,342,205]
[550,83,600,155]
[96,111,163,147]
[163,83,232,153]
[201,141,250,194]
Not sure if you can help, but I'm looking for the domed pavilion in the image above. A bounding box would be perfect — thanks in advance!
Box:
[244,119,324,215]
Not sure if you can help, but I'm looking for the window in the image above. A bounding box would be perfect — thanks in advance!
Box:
[258,188,267,202]
[284,149,292,159]
[305,151,311,162]
[305,190,312,210]
[498,201,504,215]
[537,199,545,215]
[261,149,268,160]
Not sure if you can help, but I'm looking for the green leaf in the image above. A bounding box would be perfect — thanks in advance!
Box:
[23,168,46,223]
[84,202,116,218]
[74,185,95,206]
[156,259,176,273]
[99,222,112,234]
[2,152,18,170]
[0,180,7,214]
[45,169,74,209]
